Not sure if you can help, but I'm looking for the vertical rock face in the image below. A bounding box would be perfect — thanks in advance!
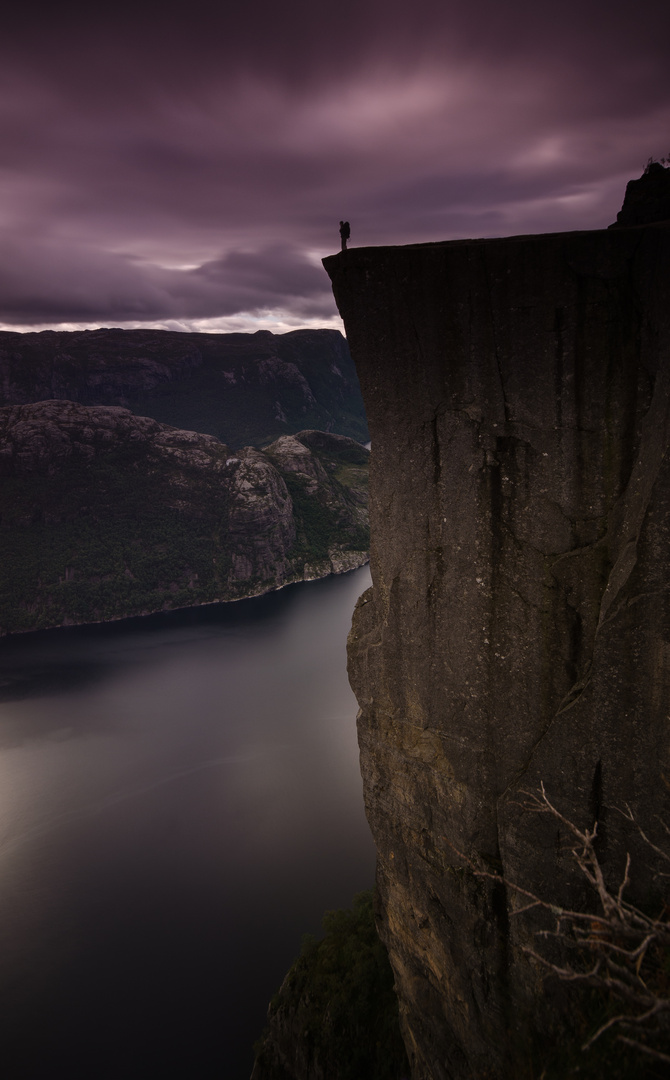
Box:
[324,224,670,1078]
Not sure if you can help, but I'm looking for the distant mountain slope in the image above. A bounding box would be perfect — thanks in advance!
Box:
[0,401,369,635]
[0,327,368,449]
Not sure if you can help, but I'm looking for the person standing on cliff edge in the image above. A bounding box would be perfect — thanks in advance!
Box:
[339,220,350,251]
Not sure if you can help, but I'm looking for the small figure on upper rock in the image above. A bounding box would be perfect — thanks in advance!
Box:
[339,220,351,251]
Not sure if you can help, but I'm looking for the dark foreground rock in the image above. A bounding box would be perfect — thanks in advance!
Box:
[0,327,368,448]
[0,401,369,634]
[324,220,670,1078]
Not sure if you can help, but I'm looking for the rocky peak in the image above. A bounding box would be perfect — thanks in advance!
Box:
[264,433,330,494]
[610,159,670,227]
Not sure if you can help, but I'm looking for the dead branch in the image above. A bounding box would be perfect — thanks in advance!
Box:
[444,785,670,1066]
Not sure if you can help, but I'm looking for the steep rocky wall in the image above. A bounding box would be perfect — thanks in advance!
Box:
[324,223,670,1078]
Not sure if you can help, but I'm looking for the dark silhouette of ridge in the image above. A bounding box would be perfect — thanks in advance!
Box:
[610,160,670,227]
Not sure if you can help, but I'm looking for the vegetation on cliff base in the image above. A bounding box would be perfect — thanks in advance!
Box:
[281,440,369,564]
[252,890,410,1080]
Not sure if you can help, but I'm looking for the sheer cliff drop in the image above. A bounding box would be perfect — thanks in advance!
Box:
[324,220,670,1077]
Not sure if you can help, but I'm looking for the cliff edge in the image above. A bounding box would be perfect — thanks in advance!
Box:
[324,222,670,1077]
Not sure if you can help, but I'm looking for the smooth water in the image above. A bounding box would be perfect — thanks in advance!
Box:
[0,566,375,1079]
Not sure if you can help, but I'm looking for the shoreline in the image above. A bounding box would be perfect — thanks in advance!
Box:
[0,551,369,640]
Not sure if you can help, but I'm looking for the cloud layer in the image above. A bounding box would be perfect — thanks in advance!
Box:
[1,0,668,330]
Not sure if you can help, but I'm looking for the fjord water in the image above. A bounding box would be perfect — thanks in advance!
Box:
[0,567,375,1079]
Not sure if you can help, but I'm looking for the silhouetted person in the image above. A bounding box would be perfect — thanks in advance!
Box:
[339,220,350,251]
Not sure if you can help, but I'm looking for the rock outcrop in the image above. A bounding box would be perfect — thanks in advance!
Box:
[610,161,670,228]
[0,401,369,634]
[324,220,670,1077]
[0,327,368,448]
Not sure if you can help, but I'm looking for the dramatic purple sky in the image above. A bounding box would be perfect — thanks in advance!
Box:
[1,0,668,333]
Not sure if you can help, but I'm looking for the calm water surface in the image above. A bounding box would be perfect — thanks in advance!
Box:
[0,566,375,1079]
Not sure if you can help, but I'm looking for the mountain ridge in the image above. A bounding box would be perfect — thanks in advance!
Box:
[0,327,368,449]
[323,219,670,1077]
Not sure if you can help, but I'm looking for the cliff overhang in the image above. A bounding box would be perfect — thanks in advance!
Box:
[324,221,670,1077]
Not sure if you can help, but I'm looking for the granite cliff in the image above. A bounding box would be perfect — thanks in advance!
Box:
[0,327,368,448]
[0,401,369,635]
[324,219,670,1076]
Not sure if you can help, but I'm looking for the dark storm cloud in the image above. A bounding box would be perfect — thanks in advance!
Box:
[0,240,332,323]
[0,0,668,329]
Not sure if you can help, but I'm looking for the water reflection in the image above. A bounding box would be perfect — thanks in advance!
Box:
[0,567,375,1079]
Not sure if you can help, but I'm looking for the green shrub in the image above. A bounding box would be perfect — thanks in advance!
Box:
[253,890,410,1080]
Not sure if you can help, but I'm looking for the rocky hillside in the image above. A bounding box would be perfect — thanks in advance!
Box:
[0,327,368,448]
[0,401,369,635]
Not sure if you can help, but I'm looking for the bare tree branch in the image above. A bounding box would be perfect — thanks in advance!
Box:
[444,785,670,1068]
[617,1036,670,1065]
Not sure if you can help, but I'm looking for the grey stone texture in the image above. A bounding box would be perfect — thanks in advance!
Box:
[324,222,670,1078]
